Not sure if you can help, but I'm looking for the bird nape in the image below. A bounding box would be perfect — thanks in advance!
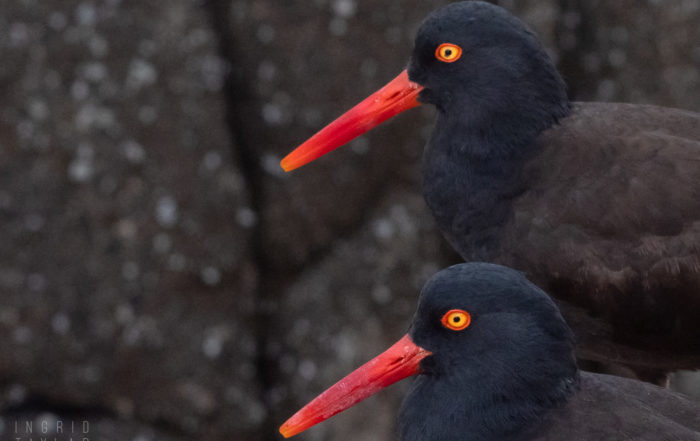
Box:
[280,1,700,375]
[280,264,700,441]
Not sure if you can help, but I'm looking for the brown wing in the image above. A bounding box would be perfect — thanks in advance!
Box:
[532,372,700,441]
[501,102,700,356]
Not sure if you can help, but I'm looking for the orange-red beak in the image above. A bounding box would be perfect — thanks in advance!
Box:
[280,70,424,172]
[279,334,431,438]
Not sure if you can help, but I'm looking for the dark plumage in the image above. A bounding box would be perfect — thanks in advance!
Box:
[282,1,700,373]
[281,263,700,440]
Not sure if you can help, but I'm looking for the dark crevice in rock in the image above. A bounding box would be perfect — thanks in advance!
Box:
[204,2,281,440]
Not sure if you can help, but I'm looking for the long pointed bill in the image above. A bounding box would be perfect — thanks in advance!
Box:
[279,334,431,438]
[281,70,424,172]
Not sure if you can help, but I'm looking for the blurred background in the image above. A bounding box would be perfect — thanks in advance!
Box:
[1,0,699,440]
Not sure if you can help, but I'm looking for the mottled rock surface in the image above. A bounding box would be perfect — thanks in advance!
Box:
[0,0,260,439]
[1,0,699,440]
[557,0,700,110]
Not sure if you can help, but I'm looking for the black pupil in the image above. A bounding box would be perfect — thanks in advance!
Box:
[452,316,461,323]
[445,49,452,56]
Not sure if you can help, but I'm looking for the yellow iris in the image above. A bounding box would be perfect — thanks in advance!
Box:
[441,309,471,331]
[435,43,463,63]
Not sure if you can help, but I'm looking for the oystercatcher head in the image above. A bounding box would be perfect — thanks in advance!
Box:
[280,1,570,172]
[280,263,579,441]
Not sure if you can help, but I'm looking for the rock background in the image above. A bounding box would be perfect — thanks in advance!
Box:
[0,1,698,440]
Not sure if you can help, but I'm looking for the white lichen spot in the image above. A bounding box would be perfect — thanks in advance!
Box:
[371,284,392,304]
[202,151,222,171]
[202,326,230,359]
[24,214,44,232]
[75,3,97,26]
[335,333,357,362]
[7,384,27,405]
[200,266,221,286]
[261,103,284,125]
[608,48,627,68]
[48,12,67,30]
[246,402,267,425]
[115,303,135,325]
[81,62,108,82]
[26,273,47,292]
[122,140,146,164]
[75,104,115,131]
[257,60,277,82]
[261,153,286,177]
[332,0,357,18]
[28,99,48,121]
[13,326,32,345]
[138,106,157,124]
[122,316,162,348]
[200,54,226,91]
[71,80,90,101]
[372,218,394,240]
[298,359,317,380]
[51,312,71,335]
[184,28,210,49]
[235,207,257,228]
[126,59,157,91]
[597,79,617,101]
[68,144,95,182]
[350,137,369,155]
[257,24,276,44]
[155,195,178,227]
[16,120,34,141]
[390,204,416,236]
[116,218,138,239]
[9,23,29,47]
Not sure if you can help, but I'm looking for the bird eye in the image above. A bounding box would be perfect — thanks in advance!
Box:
[435,43,463,63]
[440,309,471,331]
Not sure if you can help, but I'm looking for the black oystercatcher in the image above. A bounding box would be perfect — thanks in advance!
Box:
[280,2,700,373]
[279,264,700,441]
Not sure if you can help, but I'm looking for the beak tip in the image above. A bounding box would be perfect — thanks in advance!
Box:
[280,158,295,172]
[279,424,294,438]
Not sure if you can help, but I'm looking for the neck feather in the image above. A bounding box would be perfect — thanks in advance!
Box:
[421,98,570,260]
